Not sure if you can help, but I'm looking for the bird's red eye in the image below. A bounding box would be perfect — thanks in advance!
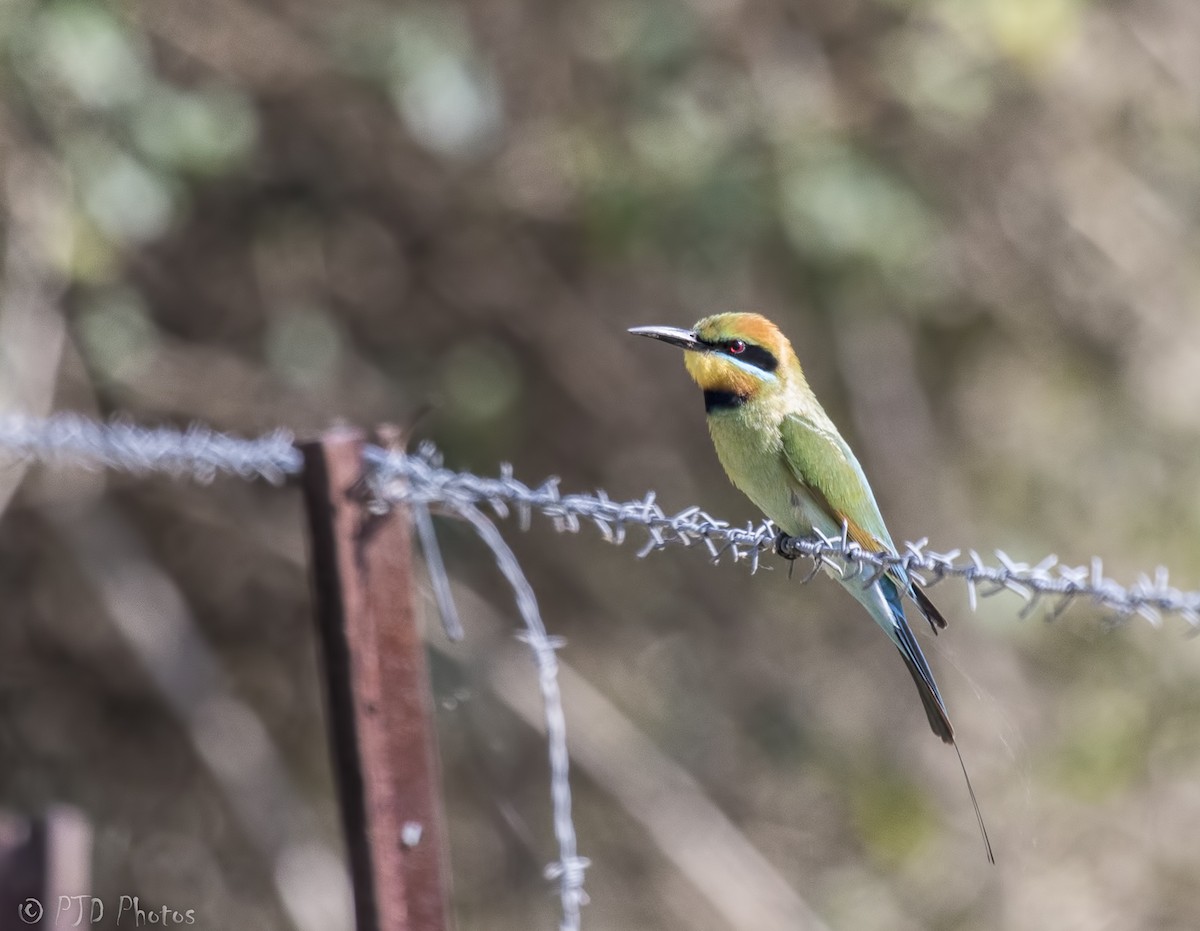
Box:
[729,340,746,355]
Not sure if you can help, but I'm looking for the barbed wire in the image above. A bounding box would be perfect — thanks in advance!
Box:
[6,413,1193,626]
[0,413,302,483]
[5,411,1200,930]
[360,459,589,930]
[370,442,1200,628]
[421,498,590,929]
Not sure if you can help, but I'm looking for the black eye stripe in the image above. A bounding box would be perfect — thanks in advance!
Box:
[714,340,777,373]
[737,344,778,372]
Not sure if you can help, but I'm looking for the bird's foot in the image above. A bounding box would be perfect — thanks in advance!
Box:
[774,530,798,560]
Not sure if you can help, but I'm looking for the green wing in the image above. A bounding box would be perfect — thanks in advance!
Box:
[779,413,894,552]
[779,413,946,631]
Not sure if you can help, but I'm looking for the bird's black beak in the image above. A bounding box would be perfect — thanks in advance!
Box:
[627,325,703,351]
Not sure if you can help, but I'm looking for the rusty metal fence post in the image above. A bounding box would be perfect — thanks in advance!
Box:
[300,428,451,931]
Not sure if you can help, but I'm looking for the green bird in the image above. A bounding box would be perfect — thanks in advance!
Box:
[630,312,993,862]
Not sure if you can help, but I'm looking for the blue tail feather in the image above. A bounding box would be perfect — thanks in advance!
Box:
[878,576,951,736]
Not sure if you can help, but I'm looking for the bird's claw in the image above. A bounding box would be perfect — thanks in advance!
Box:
[774,530,797,560]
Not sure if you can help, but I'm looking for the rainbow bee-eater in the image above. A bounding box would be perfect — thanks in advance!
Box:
[630,312,993,862]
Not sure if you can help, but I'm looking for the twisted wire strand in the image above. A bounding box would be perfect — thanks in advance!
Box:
[0,413,302,483]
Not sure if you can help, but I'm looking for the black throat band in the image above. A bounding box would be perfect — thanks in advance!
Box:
[703,390,748,413]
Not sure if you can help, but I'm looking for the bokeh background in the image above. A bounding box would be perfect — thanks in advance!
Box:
[3,0,1200,928]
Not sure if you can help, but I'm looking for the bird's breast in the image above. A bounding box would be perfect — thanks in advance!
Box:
[705,408,810,537]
